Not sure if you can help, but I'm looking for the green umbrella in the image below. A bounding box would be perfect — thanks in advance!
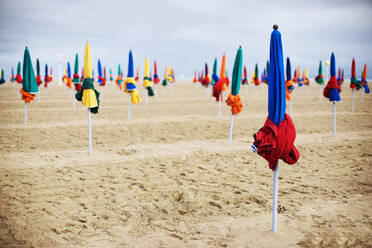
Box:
[315,61,324,85]
[22,47,39,94]
[227,46,243,145]
[211,58,218,85]
[16,61,22,83]
[36,58,42,86]
[73,53,80,83]
[266,60,270,77]
[255,63,259,81]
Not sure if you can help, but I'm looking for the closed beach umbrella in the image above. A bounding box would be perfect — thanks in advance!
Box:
[10,67,15,82]
[0,69,5,84]
[211,58,219,86]
[16,62,22,84]
[242,66,248,85]
[162,67,168,86]
[323,53,341,137]
[201,63,211,87]
[285,57,294,101]
[297,66,303,86]
[115,64,123,90]
[109,68,113,81]
[97,59,106,86]
[36,59,42,86]
[350,59,362,90]
[193,70,197,83]
[66,62,72,89]
[303,68,310,86]
[253,63,260,85]
[153,61,160,84]
[251,26,299,232]
[226,46,243,145]
[361,64,369,93]
[124,50,140,103]
[75,42,100,114]
[212,54,228,101]
[315,61,324,85]
[143,57,154,96]
[73,53,81,91]
[135,68,139,82]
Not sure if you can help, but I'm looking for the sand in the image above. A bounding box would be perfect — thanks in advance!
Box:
[0,81,371,248]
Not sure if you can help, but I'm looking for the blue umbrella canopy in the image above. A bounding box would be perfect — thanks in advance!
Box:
[98,59,103,83]
[67,62,71,78]
[45,64,48,77]
[286,57,291,81]
[268,26,286,126]
[127,50,134,78]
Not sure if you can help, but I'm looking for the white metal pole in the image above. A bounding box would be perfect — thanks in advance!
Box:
[245,84,248,95]
[351,89,354,112]
[73,94,76,108]
[24,102,27,125]
[289,100,292,115]
[272,162,279,232]
[206,86,209,99]
[88,109,92,155]
[333,102,336,137]
[145,92,148,107]
[128,94,131,120]
[254,86,257,98]
[319,85,322,102]
[155,84,158,99]
[361,89,364,102]
[218,92,222,117]
[17,84,20,98]
[38,92,40,102]
[228,113,234,145]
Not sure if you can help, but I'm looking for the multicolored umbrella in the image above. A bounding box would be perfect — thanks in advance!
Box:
[75,42,100,114]
[303,68,310,86]
[252,63,260,85]
[104,67,107,81]
[35,59,42,86]
[124,50,140,103]
[361,64,369,94]
[261,67,268,84]
[337,68,342,86]
[323,53,341,137]
[211,58,219,86]
[16,61,22,84]
[135,68,139,82]
[242,66,248,85]
[50,67,53,81]
[97,59,106,86]
[0,69,5,84]
[285,57,294,101]
[351,59,362,90]
[66,62,72,89]
[10,67,15,82]
[252,25,299,232]
[167,66,175,82]
[21,47,39,97]
[212,54,229,101]
[143,57,154,97]
[193,70,197,83]
[115,64,123,90]
[293,69,298,82]
[323,53,341,102]
[162,67,168,86]
[199,69,203,83]
[80,67,84,82]
[21,47,39,125]
[73,53,81,91]
[315,61,325,85]
[153,61,160,84]
[297,66,303,86]
[44,64,51,88]
[201,63,211,87]
[226,46,243,144]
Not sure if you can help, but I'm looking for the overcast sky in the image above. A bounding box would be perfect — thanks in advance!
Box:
[0,0,371,80]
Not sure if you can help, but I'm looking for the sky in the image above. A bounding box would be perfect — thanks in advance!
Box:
[0,0,371,80]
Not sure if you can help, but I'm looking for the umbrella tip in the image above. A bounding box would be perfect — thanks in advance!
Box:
[273,24,278,30]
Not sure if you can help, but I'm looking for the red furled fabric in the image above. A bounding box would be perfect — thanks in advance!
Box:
[253,114,300,171]
[212,78,228,101]
[98,76,106,86]
[36,75,42,86]
[16,74,22,84]
[74,84,81,91]
[323,76,341,98]
[73,73,79,79]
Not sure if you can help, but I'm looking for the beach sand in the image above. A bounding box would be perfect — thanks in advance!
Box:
[0,81,371,247]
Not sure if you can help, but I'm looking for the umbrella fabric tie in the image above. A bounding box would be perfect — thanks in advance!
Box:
[36,75,42,86]
[153,74,160,84]
[202,75,211,87]
[226,93,243,115]
[73,73,80,82]
[361,79,370,93]
[66,78,72,89]
[323,76,341,102]
[74,84,81,91]
[16,74,23,84]
[20,88,35,103]
[252,114,300,171]
[75,78,100,114]
[143,77,154,96]
[212,78,228,101]
[350,77,362,90]
[285,79,294,100]
[162,79,167,86]
[125,77,141,103]
[98,76,106,86]
[315,75,324,85]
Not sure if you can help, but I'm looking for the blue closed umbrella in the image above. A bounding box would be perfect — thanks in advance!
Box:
[98,59,103,84]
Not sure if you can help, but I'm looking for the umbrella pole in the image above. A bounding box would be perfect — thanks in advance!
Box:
[333,101,336,137]
[245,84,248,95]
[128,94,131,120]
[206,86,209,99]
[12,83,15,91]
[73,93,76,108]
[88,108,92,155]
[272,162,279,232]
[38,91,40,102]
[163,86,165,96]
[155,84,158,99]
[145,92,148,107]
[218,92,222,117]
[351,89,354,112]
[361,89,364,102]
[228,113,234,145]
[24,102,27,125]
[289,100,292,115]
[210,87,213,104]
[254,86,257,98]
[318,85,322,102]
[17,84,20,98]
